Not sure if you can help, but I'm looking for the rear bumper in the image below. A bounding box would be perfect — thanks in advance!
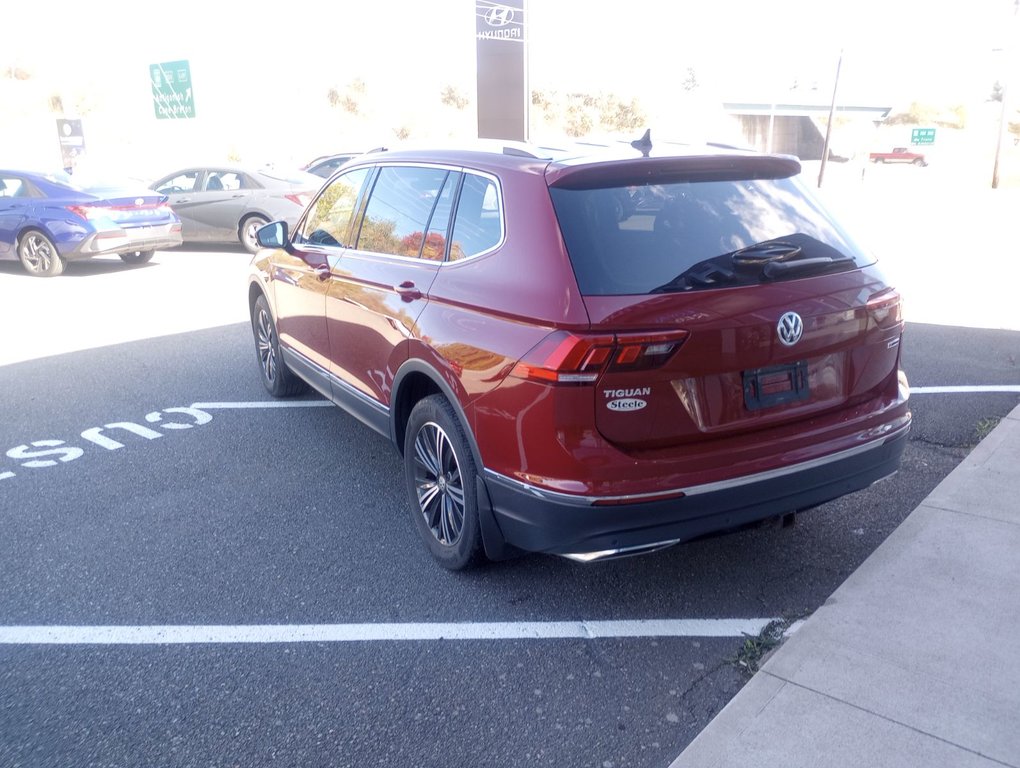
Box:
[66,223,183,261]
[479,421,909,559]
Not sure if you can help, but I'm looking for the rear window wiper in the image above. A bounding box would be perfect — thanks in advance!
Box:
[650,259,737,293]
[648,236,856,294]
[731,241,802,266]
[731,238,856,279]
[761,254,855,279]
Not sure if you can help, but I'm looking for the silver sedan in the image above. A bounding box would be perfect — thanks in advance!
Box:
[151,165,321,252]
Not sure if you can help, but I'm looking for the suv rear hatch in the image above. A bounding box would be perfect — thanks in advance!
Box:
[547,153,903,451]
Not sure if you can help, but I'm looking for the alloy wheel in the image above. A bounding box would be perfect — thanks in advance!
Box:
[412,422,466,546]
[23,234,54,273]
[256,307,277,383]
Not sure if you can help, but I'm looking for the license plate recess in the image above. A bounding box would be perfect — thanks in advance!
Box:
[743,361,809,411]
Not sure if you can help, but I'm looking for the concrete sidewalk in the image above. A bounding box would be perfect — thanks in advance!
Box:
[671,402,1020,768]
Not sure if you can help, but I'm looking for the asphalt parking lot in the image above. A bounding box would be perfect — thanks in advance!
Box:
[1,240,1018,767]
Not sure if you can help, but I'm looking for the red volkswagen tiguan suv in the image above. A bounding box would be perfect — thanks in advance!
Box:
[248,136,910,569]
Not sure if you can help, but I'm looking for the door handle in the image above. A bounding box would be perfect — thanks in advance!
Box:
[231,194,245,198]
[394,281,422,302]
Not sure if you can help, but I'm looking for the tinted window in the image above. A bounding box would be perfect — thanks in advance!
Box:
[550,177,875,295]
[298,167,370,247]
[450,173,502,261]
[356,166,450,258]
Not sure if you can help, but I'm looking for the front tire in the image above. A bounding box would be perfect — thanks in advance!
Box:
[251,294,308,397]
[119,250,154,265]
[18,230,65,276]
[240,215,269,253]
[404,395,484,570]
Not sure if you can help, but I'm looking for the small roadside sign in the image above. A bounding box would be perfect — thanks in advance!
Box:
[55,119,85,172]
[150,60,195,120]
[911,127,936,145]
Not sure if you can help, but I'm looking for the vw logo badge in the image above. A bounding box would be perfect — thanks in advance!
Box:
[777,311,804,346]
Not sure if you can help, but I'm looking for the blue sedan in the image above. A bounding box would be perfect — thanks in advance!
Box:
[0,169,183,277]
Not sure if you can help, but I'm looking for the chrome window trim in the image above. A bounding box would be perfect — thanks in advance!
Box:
[483,422,910,507]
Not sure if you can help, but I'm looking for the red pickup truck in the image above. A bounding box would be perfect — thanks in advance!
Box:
[869,147,928,166]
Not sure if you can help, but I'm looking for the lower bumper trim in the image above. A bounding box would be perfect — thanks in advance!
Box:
[481,425,910,557]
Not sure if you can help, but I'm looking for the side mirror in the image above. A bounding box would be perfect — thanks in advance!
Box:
[256,220,289,249]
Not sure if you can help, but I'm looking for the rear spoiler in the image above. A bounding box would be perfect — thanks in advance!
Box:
[545,154,802,190]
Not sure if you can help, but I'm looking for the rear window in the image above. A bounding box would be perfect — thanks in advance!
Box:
[258,168,319,186]
[550,177,875,295]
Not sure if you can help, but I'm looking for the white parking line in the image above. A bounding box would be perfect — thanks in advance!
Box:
[0,619,775,645]
[910,386,1020,394]
[192,401,334,409]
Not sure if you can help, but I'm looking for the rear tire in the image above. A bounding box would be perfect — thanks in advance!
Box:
[251,294,308,397]
[119,250,154,265]
[404,395,484,570]
[18,230,65,276]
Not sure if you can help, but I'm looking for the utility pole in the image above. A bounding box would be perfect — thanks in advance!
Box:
[992,0,1019,189]
[818,49,844,188]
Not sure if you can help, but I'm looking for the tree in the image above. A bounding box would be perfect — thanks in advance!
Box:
[327,78,366,115]
[440,85,469,110]
[531,90,646,138]
[682,67,699,92]
[3,66,31,80]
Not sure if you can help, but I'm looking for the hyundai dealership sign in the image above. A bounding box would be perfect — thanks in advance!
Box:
[475,1,527,141]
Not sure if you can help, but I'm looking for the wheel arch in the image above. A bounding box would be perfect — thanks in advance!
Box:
[390,360,483,469]
[238,210,271,235]
[392,359,514,561]
[248,279,268,318]
[17,225,61,253]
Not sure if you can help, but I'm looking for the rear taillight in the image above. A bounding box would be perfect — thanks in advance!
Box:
[867,289,903,329]
[66,205,104,220]
[285,192,313,207]
[510,329,689,385]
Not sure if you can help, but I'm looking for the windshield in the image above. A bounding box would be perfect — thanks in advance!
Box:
[550,176,876,295]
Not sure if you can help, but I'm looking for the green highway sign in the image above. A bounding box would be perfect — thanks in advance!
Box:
[150,60,195,119]
[911,127,935,145]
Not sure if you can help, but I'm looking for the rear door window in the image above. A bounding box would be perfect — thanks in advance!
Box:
[355,166,450,258]
[550,177,875,295]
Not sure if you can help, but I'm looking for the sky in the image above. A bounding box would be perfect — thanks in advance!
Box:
[2,0,1018,171]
